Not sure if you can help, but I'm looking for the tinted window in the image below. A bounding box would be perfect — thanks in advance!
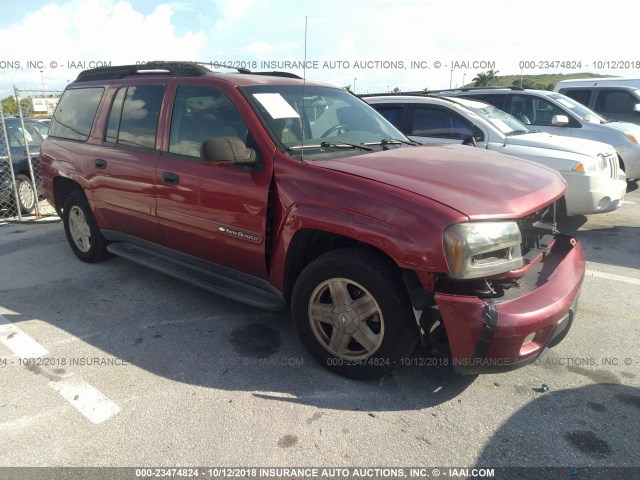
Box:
[374,106,403,128]
[105,88,126,143]
[596,90,637,113]
[116,85,164,149]
[563,89,591,106]
[169,86,249,157]
[411,107,473,139]
[49,88,104,141]
[466,93,505,109]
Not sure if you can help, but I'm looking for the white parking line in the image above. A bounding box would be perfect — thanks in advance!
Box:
[49,376,121,424]
[0,315,48,358]
[585,269,640,286]
[0,314,121,424]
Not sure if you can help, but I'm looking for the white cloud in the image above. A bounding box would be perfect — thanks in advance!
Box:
[1,0,640,99]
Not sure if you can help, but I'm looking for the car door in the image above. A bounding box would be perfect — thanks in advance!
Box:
[89,83,165,244]
[155,83,272,278]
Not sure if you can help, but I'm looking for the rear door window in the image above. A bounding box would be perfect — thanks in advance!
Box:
[104,85,165,149]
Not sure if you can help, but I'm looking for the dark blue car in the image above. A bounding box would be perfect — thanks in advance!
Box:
[1,117,44,214]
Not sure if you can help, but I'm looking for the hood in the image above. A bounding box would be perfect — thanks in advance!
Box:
[604,120,640,136]
[506,131,615,156]
[315,144,566,219]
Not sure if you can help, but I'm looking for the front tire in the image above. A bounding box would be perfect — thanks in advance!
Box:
[15,174,36,214]
[291,248,418,380]
[62,191,110,263]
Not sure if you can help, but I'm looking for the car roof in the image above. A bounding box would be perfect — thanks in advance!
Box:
[365,94,492,110]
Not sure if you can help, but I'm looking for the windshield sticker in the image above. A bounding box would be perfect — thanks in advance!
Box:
[253,93,300,119]
[556,99,576,109]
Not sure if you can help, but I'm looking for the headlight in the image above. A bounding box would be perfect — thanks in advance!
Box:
[444,221,523,279]
[624,132,639,144]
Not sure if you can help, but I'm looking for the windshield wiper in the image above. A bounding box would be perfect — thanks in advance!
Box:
[286,142,373,152]
[506,130,530,136]
[365,138,420,146]
[320,141,373,151]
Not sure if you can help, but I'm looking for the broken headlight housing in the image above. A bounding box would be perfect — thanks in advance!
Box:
[443,221,523,279]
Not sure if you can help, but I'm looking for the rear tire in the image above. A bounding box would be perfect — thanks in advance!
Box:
[291,248,418,380]
[62,191,110,263]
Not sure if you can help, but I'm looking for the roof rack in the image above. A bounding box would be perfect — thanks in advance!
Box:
[75,61,212,82]
[247,71,303,79]
[428,86,525,93]
[359,91,428,98]
[75,61,304,83]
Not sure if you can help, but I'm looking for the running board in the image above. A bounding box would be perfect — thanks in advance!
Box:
[106,242,286,311]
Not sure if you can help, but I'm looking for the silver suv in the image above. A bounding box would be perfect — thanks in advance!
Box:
[438,87,640,181]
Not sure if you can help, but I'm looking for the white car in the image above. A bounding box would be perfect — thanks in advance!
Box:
[365,95,626,216]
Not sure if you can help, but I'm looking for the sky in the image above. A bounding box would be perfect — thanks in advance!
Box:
[1,0,640,100]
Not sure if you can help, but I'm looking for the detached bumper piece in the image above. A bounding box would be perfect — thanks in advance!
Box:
[435,234,585,374]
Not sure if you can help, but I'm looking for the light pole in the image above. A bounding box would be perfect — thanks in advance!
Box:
[462,73,466,87]
[353,77,357,94]
[40,70,45,90]
[449,68,453,89]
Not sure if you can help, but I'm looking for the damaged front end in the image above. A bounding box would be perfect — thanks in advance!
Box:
[411,203,585,373]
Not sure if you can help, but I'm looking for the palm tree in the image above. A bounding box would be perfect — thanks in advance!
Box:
[472,72,489,87]
[485,69,500,84]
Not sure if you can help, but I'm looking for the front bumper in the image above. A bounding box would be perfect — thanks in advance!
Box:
[563,171,626,216]
[435,234,585,374]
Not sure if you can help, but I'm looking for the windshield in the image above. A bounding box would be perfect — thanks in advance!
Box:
[242,85,410,157]
[548,93,608,124]
[3,120,45,150]
[464,102,530,135]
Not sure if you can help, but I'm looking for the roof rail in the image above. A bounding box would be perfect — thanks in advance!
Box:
[428,86,525,93]
[75,61,212,82]
[74,61,304,83]
[246,71,303,79]
[359,91,428,98]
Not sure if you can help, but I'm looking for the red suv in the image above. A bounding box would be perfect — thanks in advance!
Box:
[41,62,585,379]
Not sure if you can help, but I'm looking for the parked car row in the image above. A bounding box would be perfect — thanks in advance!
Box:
[364,94,626,216]
[433,86,640,181]
[41,62,585,380]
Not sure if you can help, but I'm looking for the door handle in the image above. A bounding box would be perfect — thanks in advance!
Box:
[95,159,107,169]
[162,172,180,185]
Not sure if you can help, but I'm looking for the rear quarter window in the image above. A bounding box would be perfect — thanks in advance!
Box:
[49,87,104,141]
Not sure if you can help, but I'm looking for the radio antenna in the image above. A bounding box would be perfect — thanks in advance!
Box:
[300,16,307,160]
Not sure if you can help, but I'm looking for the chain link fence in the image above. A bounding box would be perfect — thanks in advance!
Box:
[1,87,62,223]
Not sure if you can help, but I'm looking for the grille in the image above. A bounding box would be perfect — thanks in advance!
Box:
[605,153,619,180]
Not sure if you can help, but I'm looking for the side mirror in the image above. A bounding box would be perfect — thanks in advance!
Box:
[633,104,640,113]
[201,136,256,165]
[551,115,570,126]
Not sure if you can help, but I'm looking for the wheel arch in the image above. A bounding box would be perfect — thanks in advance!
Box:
[282,228,401,303]
[52,176,85,216]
